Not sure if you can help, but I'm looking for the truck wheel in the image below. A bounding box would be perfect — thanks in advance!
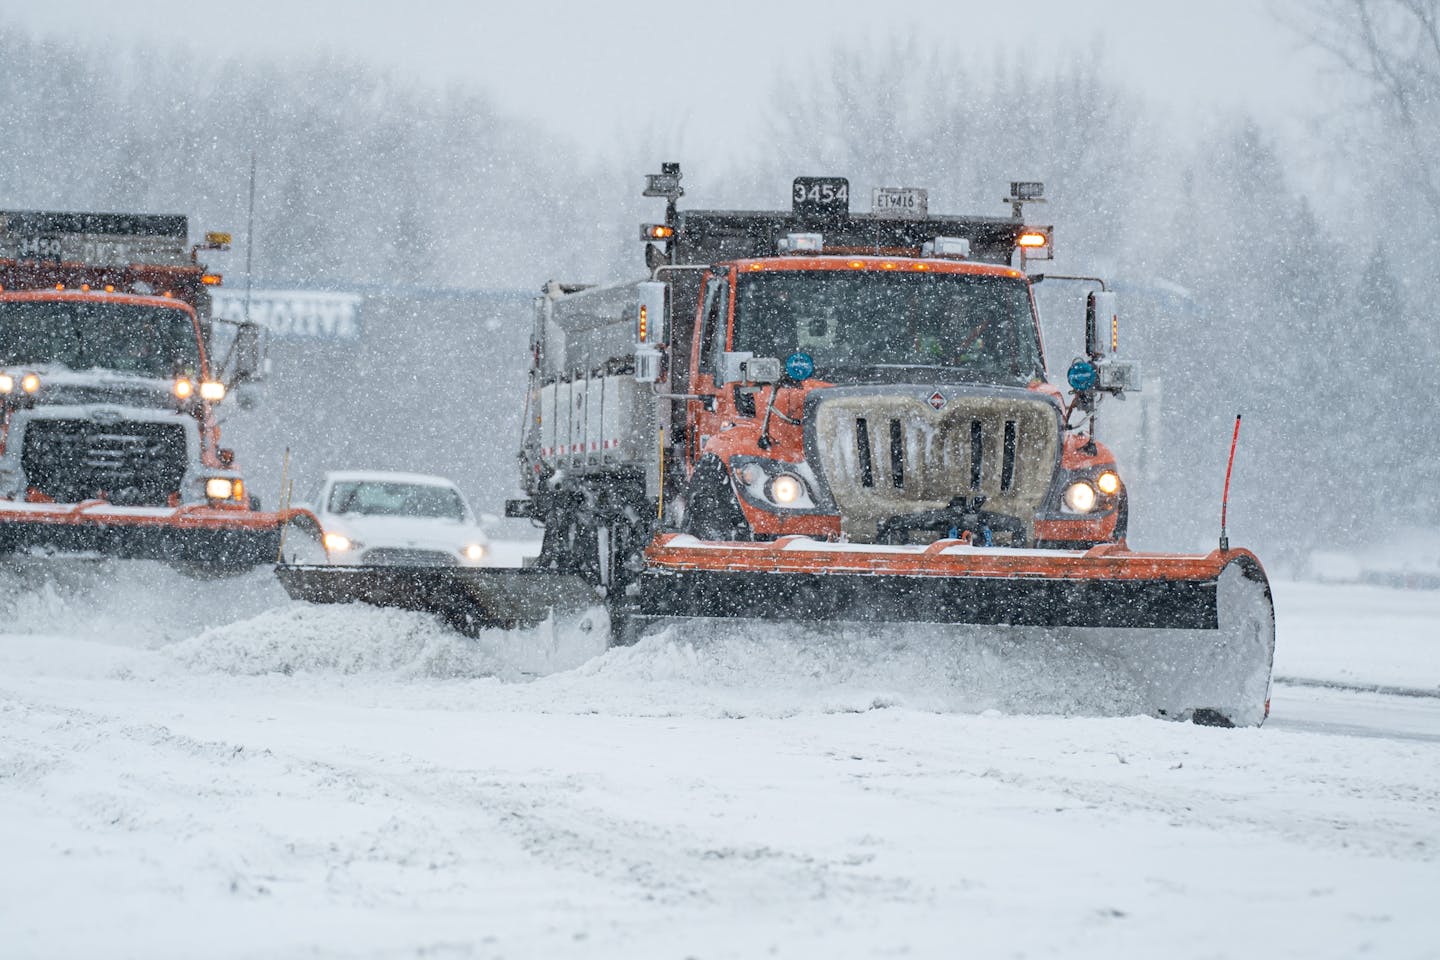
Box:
[682,456,751,541]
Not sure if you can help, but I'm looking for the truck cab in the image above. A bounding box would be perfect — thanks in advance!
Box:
[679,252,1126,548]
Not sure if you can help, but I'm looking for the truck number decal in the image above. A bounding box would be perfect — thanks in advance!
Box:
[17,236,62,260]
[792,177,851,219]
[793,181,849,205]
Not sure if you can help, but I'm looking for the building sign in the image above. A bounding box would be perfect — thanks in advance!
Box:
[212,289,363,341]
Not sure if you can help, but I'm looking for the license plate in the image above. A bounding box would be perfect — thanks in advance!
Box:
[871,187,928,219]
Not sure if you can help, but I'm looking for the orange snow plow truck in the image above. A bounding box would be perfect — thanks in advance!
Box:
[278,167,1275,725]
[0,210,304,572]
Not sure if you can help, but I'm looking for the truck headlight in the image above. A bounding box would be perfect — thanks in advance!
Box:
[0,373,13,394]
[200,381,226,401]
[173,378,195,400]
[1062,481,1097,513]
[323,532,353,552]
[1096,470,1121,495]
[730,456,826,512]
[463,543,485,562]
[767,474,804,505]
[205,477,234,500]
[21,373,41,394]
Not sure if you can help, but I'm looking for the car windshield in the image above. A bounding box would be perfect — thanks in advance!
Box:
[327,481,466,522]
[731,270,1043,384]
[0,300,202,379]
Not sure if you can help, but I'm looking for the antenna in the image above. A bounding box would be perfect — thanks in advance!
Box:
[1220,414,1242,552]
[243,152,257,325]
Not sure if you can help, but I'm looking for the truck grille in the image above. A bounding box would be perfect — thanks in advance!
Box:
[21,418,187,506]
[808,388,1060,543]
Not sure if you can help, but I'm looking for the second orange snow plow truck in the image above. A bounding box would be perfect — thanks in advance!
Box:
[278,167,1275,725]
[0,210,304,571]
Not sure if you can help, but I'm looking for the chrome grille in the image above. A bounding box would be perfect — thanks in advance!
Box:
[810,388,1060,543]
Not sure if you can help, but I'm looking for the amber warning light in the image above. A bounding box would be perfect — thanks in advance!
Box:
[640,224,674,241]
[201,274,223,286]
[1017,231,1049,248]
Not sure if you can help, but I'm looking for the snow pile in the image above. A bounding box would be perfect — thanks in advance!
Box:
[168,601,611,681]
[168,603,515,679]
[562,619,1149,718]
[1,557,282,647]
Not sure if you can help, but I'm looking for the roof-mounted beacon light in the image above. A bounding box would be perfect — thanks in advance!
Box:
[191,231,232,263]
[922,236,971,259]
[643,163,684,201]
[778,233,824,254]
[1006,180,1046,220]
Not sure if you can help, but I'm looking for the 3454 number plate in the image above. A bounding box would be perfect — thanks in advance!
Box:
[792,177,850,219]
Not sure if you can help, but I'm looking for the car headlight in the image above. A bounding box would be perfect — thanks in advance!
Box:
[323,532,353,552]
[205,477,234,500]
[767,473,804,505]
[1062,481,1097,513]
[463,543,485,562]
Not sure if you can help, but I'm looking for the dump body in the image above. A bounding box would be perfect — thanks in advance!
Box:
[0,211,304,568]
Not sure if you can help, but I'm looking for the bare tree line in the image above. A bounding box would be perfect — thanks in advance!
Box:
[0,11,1433,559]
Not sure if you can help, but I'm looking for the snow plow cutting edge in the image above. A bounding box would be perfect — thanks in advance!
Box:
[0,501,309,569]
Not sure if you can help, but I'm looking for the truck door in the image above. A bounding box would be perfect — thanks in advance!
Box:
[687,273,730,469]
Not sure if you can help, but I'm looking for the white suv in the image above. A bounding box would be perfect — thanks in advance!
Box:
[301,470,490,566]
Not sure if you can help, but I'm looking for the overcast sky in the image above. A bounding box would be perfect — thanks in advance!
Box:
[8,0,1333,162]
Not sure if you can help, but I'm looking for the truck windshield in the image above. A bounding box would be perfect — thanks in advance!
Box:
[0,300,202,379]
[732,270,1043,383]
[328,481,467,522]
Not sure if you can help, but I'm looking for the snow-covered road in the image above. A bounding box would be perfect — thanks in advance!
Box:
[1,558,1437,959]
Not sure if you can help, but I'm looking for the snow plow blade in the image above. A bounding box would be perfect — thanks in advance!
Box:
[275,564,600,635]
[0,501,299,569]
[630,535,1276,726]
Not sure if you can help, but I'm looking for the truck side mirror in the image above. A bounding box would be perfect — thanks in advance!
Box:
[230,322,265,385]
[1085,291,1117,359]
[633,281,667,384]
[635,281,666,346]
[634,346,661,383]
